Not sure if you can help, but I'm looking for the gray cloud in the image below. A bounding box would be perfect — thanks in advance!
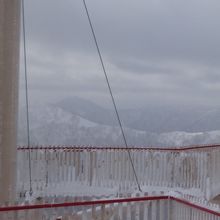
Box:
[113,58,179,75]
[19,0,220,108]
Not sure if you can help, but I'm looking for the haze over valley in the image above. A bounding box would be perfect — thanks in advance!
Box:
[18,96,220,147]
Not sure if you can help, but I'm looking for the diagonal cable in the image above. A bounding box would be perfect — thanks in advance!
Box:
[82,0,142,192]
[21,0,33,196]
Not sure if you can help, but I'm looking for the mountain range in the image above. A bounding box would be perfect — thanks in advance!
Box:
[17,96,220,147]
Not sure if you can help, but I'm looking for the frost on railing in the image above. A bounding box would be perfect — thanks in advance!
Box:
[170,196,220,220]
[207,148,220,200]
[1,194,220,220]
[17,145,220,200]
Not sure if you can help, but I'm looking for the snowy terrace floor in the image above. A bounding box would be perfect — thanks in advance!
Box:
[17,144,220,201]
[24,182,205,203]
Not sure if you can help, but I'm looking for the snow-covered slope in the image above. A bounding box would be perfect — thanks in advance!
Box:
[18,104,154,146]
[18,103,220,147]
[55,97,220,133]
[157,130,220,146]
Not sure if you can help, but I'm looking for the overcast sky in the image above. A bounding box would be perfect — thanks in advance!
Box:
[19,0,220,109]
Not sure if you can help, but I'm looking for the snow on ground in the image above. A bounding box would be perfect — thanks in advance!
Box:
[27,183,118,202]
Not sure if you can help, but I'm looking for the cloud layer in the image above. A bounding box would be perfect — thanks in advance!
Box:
[19,0,220,108]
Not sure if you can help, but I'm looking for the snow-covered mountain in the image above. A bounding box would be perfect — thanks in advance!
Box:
[18,104,157,146]
[18,97,220,147]
[55,97,220,133]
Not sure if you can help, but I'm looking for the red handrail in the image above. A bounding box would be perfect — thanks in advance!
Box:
[17,143,220,152]
[171,196,220,217]
[1,196,220,216]
[0,196,168,211]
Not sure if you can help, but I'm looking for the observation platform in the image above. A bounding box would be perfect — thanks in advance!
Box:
[2,144,220,219]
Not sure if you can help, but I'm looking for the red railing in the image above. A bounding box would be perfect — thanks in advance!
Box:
[1,195,220,219]
[17,143,220,151]
[0,195,168,212]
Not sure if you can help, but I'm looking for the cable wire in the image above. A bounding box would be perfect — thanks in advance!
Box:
[21,0,33,196]
[82,0,142,192]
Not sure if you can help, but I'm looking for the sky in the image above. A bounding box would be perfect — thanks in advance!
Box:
[19,0,220,109]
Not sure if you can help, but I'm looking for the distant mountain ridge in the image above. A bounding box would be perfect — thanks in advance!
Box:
[18,97,220,146]
[55,96,117,126]
[55,96,220,133]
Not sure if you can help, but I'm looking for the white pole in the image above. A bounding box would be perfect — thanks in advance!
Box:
[0,0,21,202]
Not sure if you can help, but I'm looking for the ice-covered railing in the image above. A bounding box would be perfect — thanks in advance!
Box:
[1,193,220,220]
[17,144,220,200]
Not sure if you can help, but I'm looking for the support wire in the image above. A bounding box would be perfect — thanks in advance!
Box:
[82,0,142,192]
[21,0,33,196]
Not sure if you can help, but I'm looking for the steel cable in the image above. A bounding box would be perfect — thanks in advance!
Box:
[21,0,33,196]
[82,0,142,192]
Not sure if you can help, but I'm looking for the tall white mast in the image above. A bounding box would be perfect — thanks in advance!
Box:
[0,0,21,202]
